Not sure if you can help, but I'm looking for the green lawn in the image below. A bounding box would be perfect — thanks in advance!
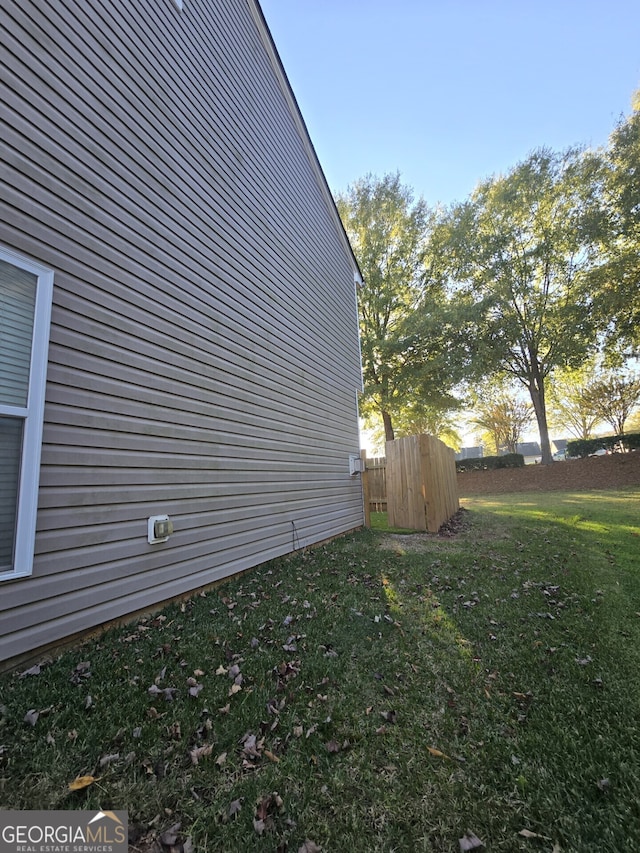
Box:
[1,488,639,852]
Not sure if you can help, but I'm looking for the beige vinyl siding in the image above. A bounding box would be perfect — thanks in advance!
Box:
[0,0,363,661]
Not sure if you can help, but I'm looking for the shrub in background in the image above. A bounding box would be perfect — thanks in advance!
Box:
[456,453,525,472]
[567,432,640,457]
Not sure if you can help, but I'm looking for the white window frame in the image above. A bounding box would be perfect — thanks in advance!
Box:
[0,246,53,581]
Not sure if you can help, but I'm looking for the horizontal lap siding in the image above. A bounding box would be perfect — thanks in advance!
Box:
[0,0,363,661]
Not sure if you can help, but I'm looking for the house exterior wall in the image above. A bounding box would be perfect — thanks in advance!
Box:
[0,0,363,662]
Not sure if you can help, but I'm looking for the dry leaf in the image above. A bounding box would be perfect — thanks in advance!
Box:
[189,744,213,765]
[215,752,227,767]
[24,709,39,726]
[299,842,322,853]
[20,665,41,678]
[518,829,550,840]
[228,798,243,818]
[68,775,98,791]
[229,684,242,697]
[99,753,120,767]
[459,831,483,851]
[264,749,280,763]
[69,661,91,684]
[427,746,451,760]
[325,740,341,753]
[160,823,181,847]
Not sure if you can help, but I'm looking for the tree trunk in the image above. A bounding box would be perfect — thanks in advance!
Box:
[382,410,395,442]
[528,374,554,465]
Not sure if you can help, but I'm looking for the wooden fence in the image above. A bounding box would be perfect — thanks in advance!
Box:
[361,435,459,533]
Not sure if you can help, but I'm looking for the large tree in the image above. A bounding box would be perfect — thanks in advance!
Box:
[547,364,602,440]
[469,381,533,455]
[583,371,640,437]
[336,173,458,441]
[435,149,599,463]
[593,92,640,355]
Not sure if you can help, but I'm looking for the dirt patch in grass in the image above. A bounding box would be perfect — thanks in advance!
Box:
[379,508,474,553]
[457,451,640,495]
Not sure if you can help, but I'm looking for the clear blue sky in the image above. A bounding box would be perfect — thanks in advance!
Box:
[260,0,640,207]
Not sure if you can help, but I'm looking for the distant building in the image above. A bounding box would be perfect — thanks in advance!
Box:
[455,446,484,461]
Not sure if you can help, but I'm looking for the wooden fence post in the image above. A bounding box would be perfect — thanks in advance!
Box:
[360,448,371,528]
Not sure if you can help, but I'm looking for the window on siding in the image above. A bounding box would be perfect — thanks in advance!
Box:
[0,249,53,580]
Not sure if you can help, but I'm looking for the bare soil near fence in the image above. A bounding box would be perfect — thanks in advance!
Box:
[457,451,640,495]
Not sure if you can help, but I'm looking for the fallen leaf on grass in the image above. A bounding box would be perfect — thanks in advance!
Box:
[148,685,178,702]
[215,752,227,767]
[518,829,551,840]
[228,799,243,819]
[99,753,120,767]
[428,746,451,760]
[459,831,483,851]
[20,664,41,678]
[159,823,184,848]
[253,791,284,835]
[264,749,280,763]
[242,733,264,759]
[189,744,213,765]
[299,842,322,853]
[325,740,341,753]
[70,661,91,684]
[229,684,242,697]
[24,709,39,726]
[68,775,98,791]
